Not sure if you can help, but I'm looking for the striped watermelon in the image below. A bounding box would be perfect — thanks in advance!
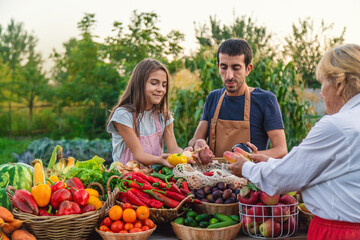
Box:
[0,163,33,192]
[0,188,11,210]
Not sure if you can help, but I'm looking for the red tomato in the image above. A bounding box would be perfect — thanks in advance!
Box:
[141,226,150,231]
[129,228,142,233]
[118,230,128,233]
[102,217,112,227]
[99,225,110,232]
[110,220,124,233]
[122,203,133,210]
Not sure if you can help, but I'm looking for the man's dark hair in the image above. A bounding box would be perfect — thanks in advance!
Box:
[217,39,253,66]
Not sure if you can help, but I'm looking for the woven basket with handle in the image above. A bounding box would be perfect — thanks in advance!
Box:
[107,175,194,223]
[6,183,108,240]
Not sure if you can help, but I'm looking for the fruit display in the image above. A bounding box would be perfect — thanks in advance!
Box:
[192,181,240,204]
[97,204,156,234]
[239,182,299,238]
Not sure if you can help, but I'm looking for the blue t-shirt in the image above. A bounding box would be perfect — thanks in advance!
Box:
[201,88,284,150]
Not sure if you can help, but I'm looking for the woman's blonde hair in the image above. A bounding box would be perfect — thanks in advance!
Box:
[316,44,360,103]
[106,58,171,136]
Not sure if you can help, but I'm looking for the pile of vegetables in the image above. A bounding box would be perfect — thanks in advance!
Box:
[0,206,36,240]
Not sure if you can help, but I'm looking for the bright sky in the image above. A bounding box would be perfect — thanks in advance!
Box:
[0,0,359,72]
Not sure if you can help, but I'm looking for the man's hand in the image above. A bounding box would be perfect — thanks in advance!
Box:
[246,142,258,154]
[228,154,249,177]
[248,153,269,163]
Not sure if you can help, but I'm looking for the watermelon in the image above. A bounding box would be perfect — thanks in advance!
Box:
[0,163,33,192]
[0,188,12,210]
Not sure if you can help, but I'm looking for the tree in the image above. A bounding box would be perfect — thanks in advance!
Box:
[0,19,39,134]
[283,18,345,88]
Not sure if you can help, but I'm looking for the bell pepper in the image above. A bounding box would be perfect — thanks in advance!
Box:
[87,196,103,210]
[47,175,60,185]
[65,177,84,190]
[39,205,53,216]
[82,205,96,214]
[12,190,39,215]
[168,154,187,166]
[50,189,72,209]
[85,188,99,198]
[31,183,51,207]
[57,200,81,216]
[72,189,89,206]
[47,179,66,193]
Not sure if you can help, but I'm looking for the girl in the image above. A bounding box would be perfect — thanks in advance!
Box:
[106,58,184,167]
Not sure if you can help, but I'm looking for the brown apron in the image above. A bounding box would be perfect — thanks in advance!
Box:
[209,87,251,157]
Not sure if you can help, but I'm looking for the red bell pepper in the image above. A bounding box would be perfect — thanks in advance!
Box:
[39,205,54,216]
[12,190,39,215]
[49,180,66,194]
[82,205,96,214]
[57,200,81,216]
[143,189,180,208]
[73,189,90,206]
[50,189,72,209]
[65,177,84,190]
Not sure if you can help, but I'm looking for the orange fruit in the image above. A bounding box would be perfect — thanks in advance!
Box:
[123,208,137,223]
[129,228,142,233]
[108,205,123,221]
[136,206,150,220]
[124,222,134,231]
[144,218,155,229]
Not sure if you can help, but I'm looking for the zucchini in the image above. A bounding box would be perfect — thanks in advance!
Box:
[184,217,198,227]
[174,217,185,225]
[209,218,219,225]
[186,210,198,218]
[214,213,233,222]
[195,214,211,222]
[207,221,238,229]
[229,215,240,222]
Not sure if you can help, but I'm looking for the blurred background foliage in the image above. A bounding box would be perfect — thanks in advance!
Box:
[0,11,345,162]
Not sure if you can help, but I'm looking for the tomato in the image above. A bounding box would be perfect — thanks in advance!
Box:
[119,230,128,233]
[124,222,134,231]
[123,208,137,223]
[141,226,150,231]
[109,205,123,221]
[134,220,142,229]
[144,218,155,229]
[129,228,142,233]
[110,220,124,233]
[99,225,110,232]
[136,206,150,220]
[102,217,112,227]
[122,203,133,210]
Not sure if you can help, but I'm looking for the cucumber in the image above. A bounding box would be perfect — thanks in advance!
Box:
[214,213,233,222]
[174,217,185,225]
[195,214,211,222]
[229,215,240,222]
[209,218,219,225]
[186,210,198,218]
[184,217,198,227]
[199,221,210,228]
[207,221,238,229]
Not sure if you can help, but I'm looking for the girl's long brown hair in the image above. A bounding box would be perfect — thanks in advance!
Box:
[106,58,171,136]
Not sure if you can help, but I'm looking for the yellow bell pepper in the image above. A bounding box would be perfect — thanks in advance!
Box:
[31,184,51,207]
[85,188,99,198]
[47,175,60,185]
[87,196,103,210]
[168,153,187,166]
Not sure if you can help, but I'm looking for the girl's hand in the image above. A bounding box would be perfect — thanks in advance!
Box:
[160,153,174,168]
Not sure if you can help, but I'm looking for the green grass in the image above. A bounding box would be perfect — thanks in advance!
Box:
[0,138,31,164]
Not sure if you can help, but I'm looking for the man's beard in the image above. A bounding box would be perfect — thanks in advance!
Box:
[225,78,243,93]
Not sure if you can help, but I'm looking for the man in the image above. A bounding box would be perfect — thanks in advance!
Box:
[188,39,287,161]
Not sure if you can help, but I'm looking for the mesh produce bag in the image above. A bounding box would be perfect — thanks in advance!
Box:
[172,161,247,189]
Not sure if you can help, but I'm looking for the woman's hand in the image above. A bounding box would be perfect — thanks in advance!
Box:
[248,153,269,163]
[160,153,174,168]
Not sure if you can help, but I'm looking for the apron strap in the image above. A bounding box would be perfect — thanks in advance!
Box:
[154,112,162,132]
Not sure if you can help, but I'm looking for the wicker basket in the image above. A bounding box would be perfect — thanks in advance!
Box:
[298,205,314,231]
[107,175,193,223]
[96,226,156,240]
[193,201,239,215]
[171,221,242,240]
[6,185,108,240]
